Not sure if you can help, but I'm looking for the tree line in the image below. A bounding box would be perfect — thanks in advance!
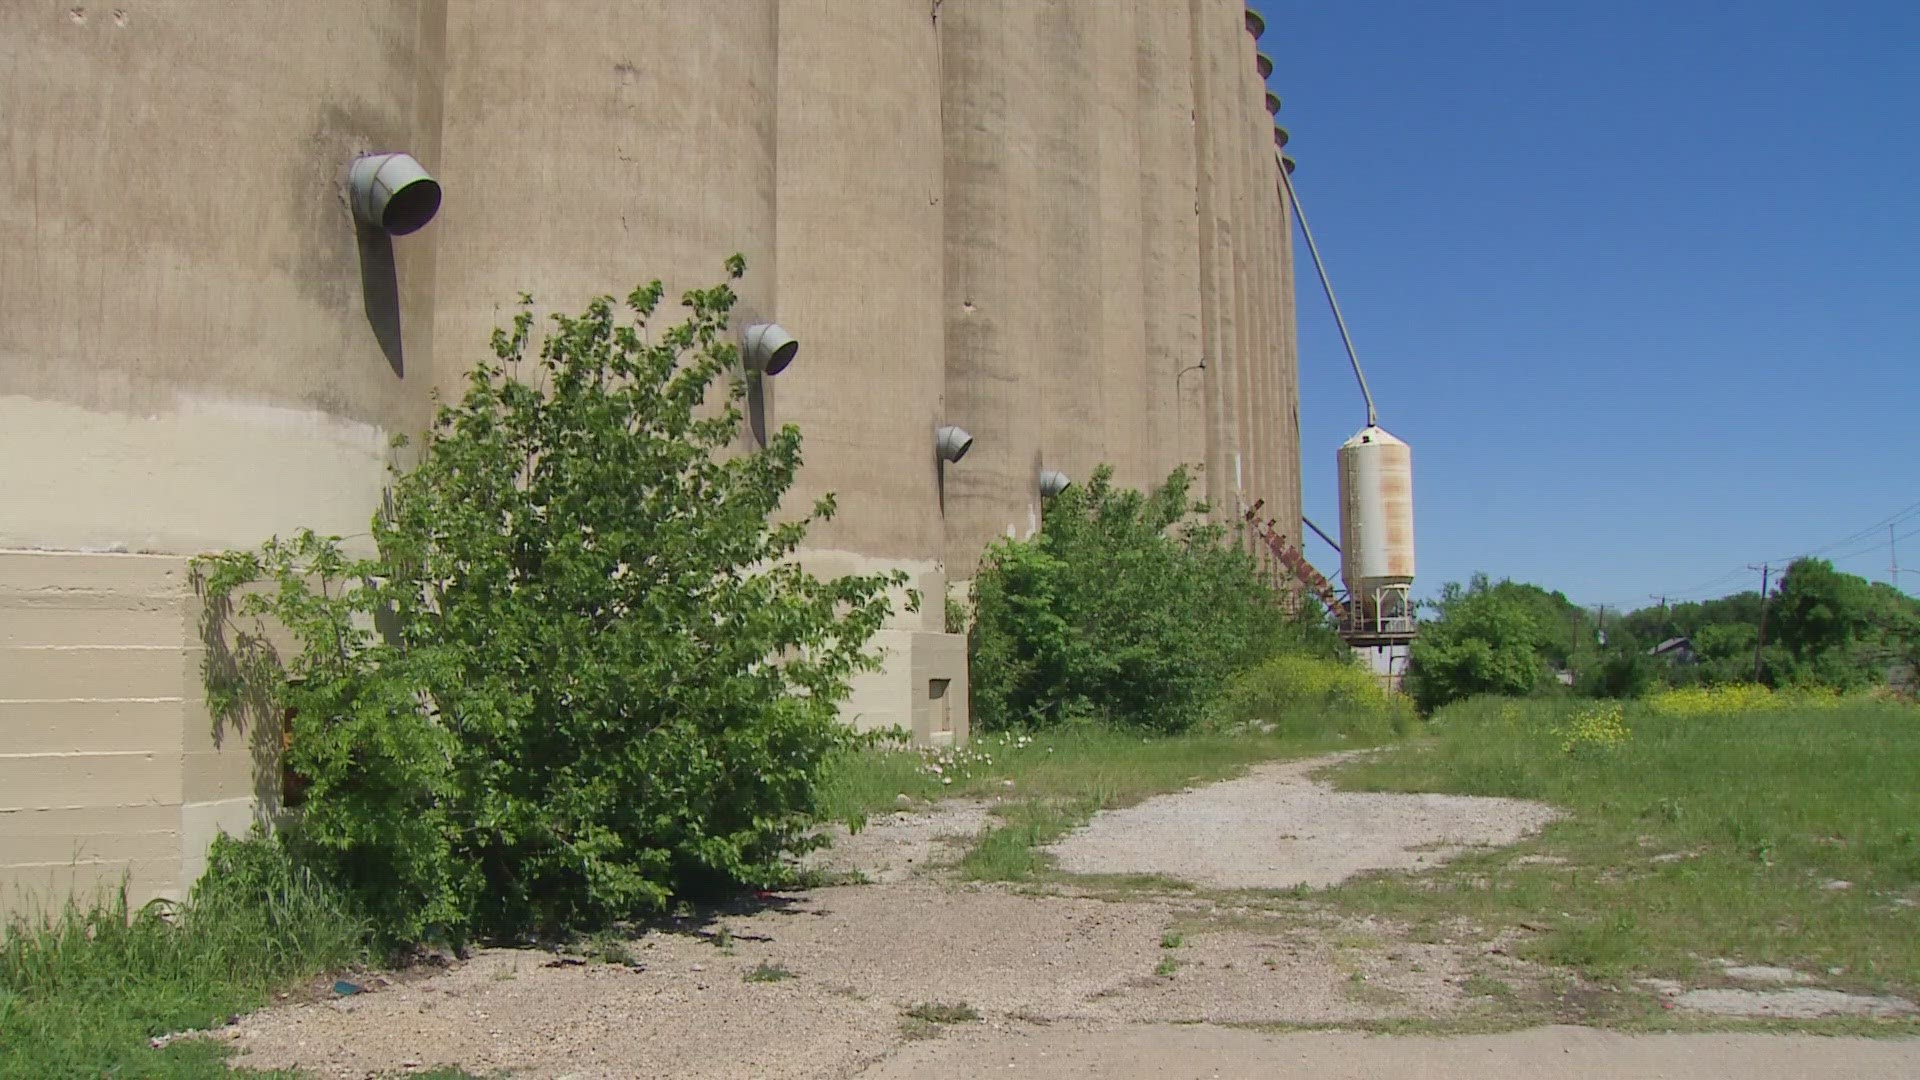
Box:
[1407,559,1919,713]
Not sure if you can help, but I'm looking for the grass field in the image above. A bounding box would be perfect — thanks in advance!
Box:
[1325,695,1920,998]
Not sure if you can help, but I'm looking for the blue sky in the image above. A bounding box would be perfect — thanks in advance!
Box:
[1254,0,1919,611]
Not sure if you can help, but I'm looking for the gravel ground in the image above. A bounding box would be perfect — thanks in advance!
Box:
[853,1023,1920,1079]
[221,751,1915,1077]
[1045,754,1564,889]
[228,882,1487,1078]
[799,801,994,884]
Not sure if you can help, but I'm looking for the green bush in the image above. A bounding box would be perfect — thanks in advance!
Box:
[1407,578,1546,713]
[197,261,902,946]
[1214,654,1414,741]
[967,465,1288,733]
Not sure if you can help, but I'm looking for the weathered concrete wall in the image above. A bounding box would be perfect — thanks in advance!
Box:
[0,0,1300,916]
[430,0,778,394]
[0,0,441,919]
[940,0,1047,574]
[1135,0,1207,483]
[1093,1,1151,494]
[775,0,963,734]
[0,0,445,555]
[0,552,268,915]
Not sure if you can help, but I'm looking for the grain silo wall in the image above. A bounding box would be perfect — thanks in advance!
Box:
[1188,0,1246,518]
[0,0,447,913]
[1094,2,1152,494]
[940,0,1048,577]
[1030,2,1106,499]
[1134,0,1207,485]
[774,0,965,742]
[1238,13,1279,544]
[0,0,1303,916]
[430,0,779,392]
[1221,0,1261,530]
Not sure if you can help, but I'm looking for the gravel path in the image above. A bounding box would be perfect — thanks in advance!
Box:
[1045,753,1563,888]
[854,1023,1920,1079]
[220,751,1915,1077]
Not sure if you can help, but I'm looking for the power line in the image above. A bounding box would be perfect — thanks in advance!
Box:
[1757,500,1920,567]
[1654,500,1920,602]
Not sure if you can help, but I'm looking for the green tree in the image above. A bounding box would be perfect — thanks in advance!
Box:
[199,262,903,945]
[968,465,1291,733]
[1767,558,1915,690]
[1407,576,1545,712]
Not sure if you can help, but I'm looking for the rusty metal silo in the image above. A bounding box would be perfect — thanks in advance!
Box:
[1339,425,1416,618]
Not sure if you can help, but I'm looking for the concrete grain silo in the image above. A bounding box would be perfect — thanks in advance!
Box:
[1226,2,1269,530]
[1133,0,1208,485]
[1185,0,1239,517]
[1093,0,1152,495]
[772,0,965,743]
[0,0,1307,917]
[1030,0,1106,497]
[1242,9,1284,543]
[0,0,446,909]
[431,0,780,397]
[941,0,1048,577]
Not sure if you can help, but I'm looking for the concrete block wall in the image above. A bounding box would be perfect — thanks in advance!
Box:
[0,552,265,916]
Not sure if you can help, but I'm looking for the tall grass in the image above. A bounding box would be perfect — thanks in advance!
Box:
[0,834,367,1079]
[1330,695,1920,993]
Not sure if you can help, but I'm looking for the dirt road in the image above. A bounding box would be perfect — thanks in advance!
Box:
[859,1023,1920,1079]
[225,754,1919,1078]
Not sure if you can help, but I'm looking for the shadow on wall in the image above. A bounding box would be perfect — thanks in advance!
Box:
[356,228,405,377]
[193,578,287,832]
[747,375,772,447]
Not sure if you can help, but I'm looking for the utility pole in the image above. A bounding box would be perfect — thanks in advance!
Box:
[1893,525,1901,587]
[1747,563,1772,682]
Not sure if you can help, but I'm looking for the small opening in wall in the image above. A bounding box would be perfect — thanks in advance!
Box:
[929,678,950,700]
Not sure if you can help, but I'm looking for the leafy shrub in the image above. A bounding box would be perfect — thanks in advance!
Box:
[1213,655,1413,741]
[1575,649,1655,700]
[1408,580,1545,713]
[967,465,1286,733]
[197,262,903,945]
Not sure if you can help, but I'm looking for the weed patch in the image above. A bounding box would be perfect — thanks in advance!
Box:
[904,1001,981,1024]
[0,836,366,1079]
